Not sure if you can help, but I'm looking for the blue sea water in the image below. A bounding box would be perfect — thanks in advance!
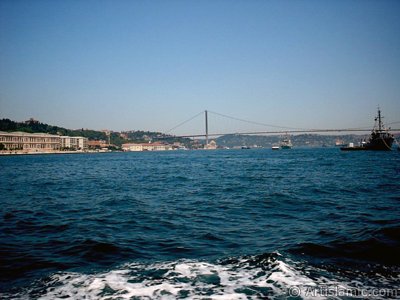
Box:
[0,148,399,299]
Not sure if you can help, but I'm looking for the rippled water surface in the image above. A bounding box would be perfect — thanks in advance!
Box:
[1,149,399,299]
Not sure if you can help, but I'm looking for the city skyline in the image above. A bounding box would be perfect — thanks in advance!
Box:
[1,0,400,136]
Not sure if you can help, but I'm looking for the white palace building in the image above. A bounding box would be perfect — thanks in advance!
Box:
[0,131,88,153]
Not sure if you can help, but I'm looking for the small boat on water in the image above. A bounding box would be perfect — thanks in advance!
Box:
[272,146,280,150]
[341,108,394,151]
[335,139,346,147]
[280,136,293,149]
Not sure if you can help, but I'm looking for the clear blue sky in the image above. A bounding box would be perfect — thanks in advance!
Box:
[1,0,399,135]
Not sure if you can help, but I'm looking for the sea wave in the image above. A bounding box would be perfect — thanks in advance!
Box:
[4,252,399,300]
[291,225,400,266]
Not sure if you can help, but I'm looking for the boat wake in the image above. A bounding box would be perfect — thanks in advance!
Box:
[4,252,399,299]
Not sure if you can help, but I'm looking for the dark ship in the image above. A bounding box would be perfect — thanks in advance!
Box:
[341,108,394,151]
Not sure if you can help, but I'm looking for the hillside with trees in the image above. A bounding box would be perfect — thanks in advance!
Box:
[0,118,108,140]
[215,133,378,148]
[0,118,191,147]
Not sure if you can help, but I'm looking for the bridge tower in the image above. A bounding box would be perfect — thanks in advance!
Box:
[205,110,209,148]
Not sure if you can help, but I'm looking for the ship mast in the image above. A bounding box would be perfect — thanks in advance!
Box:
[378,107,382,132]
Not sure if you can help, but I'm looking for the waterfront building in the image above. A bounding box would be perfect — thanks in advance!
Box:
[205,140,217,150]
[122,143,142,151]
[172,142,187,150]
[60,136,88,150]
[0,131,61,152]
[0,132,88,152]
[122,142,172,152]
[87,140,108,149]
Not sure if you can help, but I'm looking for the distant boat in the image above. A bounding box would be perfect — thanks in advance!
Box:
[272,146,280,150]
[335,139,346,147]
[280,135,293,149]
[341,108,394,151]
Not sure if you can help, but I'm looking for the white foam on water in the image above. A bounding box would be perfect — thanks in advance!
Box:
[8,254,399,299]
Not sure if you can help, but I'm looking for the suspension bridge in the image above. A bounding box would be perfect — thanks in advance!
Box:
[163,110,400,144]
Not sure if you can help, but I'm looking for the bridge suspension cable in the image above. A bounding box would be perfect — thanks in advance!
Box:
[165,111,204,134]
[207,110,308,131]
[387,121,400,126]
